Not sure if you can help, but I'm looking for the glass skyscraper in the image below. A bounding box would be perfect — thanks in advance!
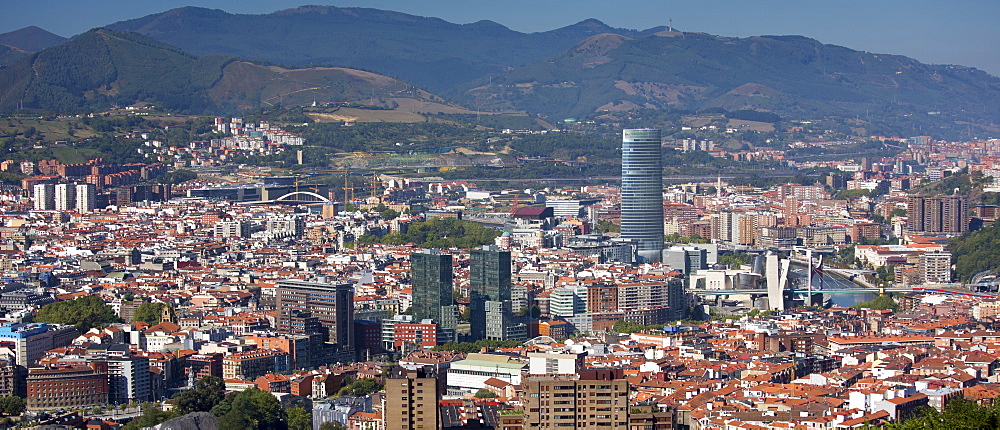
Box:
[469,245,525,341]
[621,128,664,263]
[411,249,457,343]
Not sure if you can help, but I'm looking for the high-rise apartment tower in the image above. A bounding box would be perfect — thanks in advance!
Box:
[33,184,55,211]
[906,195,968,235]
[75,183,97,212]
[384,366,440,430]
[54,183,76,211]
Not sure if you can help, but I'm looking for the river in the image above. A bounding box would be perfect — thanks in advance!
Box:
[788,268,877,307]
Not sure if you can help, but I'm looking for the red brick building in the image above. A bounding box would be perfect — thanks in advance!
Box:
[26,366,109,411]
[393,321,439,350]
[185,353,223,379]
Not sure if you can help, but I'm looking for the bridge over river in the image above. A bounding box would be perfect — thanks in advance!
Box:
[689,286,994,297]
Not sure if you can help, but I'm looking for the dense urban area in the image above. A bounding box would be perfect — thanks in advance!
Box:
[3,4,1000,430]
[0,109,997,430]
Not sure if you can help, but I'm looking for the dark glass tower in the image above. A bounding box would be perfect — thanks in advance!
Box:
[470,246,523,341]
[275,279,355,363]
[411,249,457,343]
[621,129,664,263]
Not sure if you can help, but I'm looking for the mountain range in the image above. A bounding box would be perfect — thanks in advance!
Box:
[1,5,999,135]
[0,26,67,66]
[455,32,1000,124]
[105,6,661,91]
[0,28,462,114]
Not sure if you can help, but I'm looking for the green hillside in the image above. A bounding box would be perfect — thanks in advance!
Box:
[455,32,1000,135]
[106,6,659,91]
[0,28,466,115]
[0,29,222,113]
[0,26,67,53]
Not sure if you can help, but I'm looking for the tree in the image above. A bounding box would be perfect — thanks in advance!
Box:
[950,222,1000,282]
[121,406,180,430]
[0,396,25,416]
[357,217,500,248]
[612,319,671,334]
[595,220,620,233]
[458,306,472,322]
[884,397,1000,429]
[717,253,752,269]
[287,406,311,430]
[336,378,383,398]
[838,246,855,265]
[837,189,871,200]
[211,388,284,430]
[528,304,541,318]
[853,295,899,312]
[172,376,225,414]
[888,207,906,222]
[34,296,120,332]
[319,423,346,430]
[380,208,400,220]
[133,302,165,325]
[664,233,710,244]
[474,389,497,398]
[154,169,198,184]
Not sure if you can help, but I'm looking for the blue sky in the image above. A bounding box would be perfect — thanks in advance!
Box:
[5,0,1000,76]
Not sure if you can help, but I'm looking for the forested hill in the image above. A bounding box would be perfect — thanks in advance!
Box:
[0,26,67,53]
[0,28,463,115]
[455,32,1000,128]
[106,6,662,91]
[0,26,68,66]
[0,29,229,113]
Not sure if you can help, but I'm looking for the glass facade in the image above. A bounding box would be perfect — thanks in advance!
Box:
[621,129,664,262]
[411,249,456,342]
[470,246,523,341]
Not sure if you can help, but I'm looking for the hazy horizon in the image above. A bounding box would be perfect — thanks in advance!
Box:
[4,0,1000,77]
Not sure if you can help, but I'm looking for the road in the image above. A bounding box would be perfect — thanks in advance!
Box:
[788,258,876,289]
[85,406,146,420]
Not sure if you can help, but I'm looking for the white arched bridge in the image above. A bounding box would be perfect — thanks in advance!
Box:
[239,191,333,205]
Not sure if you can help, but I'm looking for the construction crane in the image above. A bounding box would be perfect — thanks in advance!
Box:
[510,193,520,217]
[340,171,380,204]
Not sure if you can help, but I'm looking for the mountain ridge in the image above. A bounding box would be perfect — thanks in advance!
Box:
[0,26,69,66]
[105,6,650,90]
[0,26,67,52]
[3,6,999,138]
[452,31,1000,132]
[0,28,466,115]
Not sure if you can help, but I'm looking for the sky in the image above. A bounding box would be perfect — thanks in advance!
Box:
[4,0,1000,77]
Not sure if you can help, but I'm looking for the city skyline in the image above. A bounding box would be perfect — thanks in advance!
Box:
[2,0,1000,424]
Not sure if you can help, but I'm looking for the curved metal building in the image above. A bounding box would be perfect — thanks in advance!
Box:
[621,129,664,262]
